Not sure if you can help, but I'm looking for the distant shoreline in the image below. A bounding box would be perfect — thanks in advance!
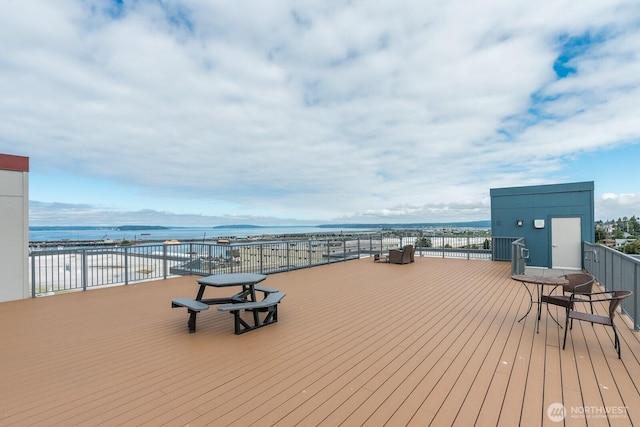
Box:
[28,232,373,248]
[29,220,491,231]
[28,222,491,246]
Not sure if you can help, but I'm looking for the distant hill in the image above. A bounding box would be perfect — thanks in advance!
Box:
[116,225,169,231]
[211,224,265,229]
[316,221,491,229]
[29,222,492,232]
[209,221,492,229]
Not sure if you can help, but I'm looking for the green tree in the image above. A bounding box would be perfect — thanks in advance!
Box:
[415,237,432,248]
[623,240,640,255]
[629,216,639,236]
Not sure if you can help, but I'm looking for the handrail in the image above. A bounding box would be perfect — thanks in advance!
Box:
[29,233,493,296]
[510,237,527,276]
[584,241,639,331]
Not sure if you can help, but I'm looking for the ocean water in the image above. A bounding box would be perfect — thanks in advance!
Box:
[28,225,376,242]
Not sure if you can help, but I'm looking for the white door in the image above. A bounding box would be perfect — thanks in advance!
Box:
[551,217,582,269]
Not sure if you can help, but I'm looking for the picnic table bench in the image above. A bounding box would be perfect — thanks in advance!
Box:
[218,291,286,335]
[171,298,209,333]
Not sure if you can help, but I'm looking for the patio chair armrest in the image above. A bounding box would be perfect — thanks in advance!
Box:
[569,290,616,303]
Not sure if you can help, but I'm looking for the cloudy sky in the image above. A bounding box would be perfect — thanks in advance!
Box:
[2,0,640,226]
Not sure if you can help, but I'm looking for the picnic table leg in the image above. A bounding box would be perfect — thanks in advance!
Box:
[187,311,198,333]
[234,312,241,335]
[233,311,254,335]
[252,285,260,325]
[195,285,207,301]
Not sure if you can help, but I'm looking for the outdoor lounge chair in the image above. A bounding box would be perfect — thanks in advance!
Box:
[562,289,632,359]
[388,245,414,264]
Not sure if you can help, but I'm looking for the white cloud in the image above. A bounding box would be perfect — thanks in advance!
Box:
[597,193,640,220]
[2,0,640,225]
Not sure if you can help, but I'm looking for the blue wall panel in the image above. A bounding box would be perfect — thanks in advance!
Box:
[490,182,594,268]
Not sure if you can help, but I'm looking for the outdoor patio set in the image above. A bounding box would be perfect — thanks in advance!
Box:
[512,272,633,359]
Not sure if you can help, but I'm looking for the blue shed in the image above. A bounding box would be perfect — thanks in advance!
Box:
[490,181,595,269]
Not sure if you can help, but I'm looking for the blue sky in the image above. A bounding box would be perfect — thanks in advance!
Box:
[2,0,640,226]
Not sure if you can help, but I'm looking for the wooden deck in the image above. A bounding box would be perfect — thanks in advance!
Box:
[1,258,639,426]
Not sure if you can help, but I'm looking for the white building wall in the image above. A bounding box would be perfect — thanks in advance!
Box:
[0,156,29,302]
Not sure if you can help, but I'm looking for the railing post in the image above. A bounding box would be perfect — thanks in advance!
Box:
[163,244,168,279]
[124,247,129,285]
[260,244,264,274]
[287,243,291,271]
[326,240,330,264]
[187,243,194,278]
[634,262,639,331]
[491,237,496,260]
[31,253,36,298]
[166,244,173,276]
[308,241,312,268]
[82,249,88,291]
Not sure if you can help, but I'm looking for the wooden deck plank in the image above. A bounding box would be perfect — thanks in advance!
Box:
[440,275,526,427]
[551,304,589,427]
[541,305,565,427]
[480,283,533,426]
[274,273,456,426]
[337,268,480,426]
[1,257,639,427]
[234,276,436,425]
[566,321,611,427]
[360,262,504,425]
[397,271,507,426]
[452,275,527,426]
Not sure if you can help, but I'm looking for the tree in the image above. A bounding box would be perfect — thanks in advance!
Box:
[629,216,639,236]
[622,240,640,255]
[415,237,432,248]
[594,215,640,241]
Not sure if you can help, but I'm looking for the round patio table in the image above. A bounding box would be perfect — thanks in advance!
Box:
[511,274,569,333]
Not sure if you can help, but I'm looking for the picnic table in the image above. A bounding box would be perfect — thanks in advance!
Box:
[196,273,268,305]
[172,273,285,334]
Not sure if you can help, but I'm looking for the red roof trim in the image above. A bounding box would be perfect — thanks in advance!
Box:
[0,154,29,172]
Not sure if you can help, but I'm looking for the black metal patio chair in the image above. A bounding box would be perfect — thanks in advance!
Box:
[541,272,596,314]
[562,290,633,359]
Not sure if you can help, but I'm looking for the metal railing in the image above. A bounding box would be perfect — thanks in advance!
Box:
[510,237,528,276]
[493,236,522,262]
[584,241,640,331]
[29,233,493,296]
